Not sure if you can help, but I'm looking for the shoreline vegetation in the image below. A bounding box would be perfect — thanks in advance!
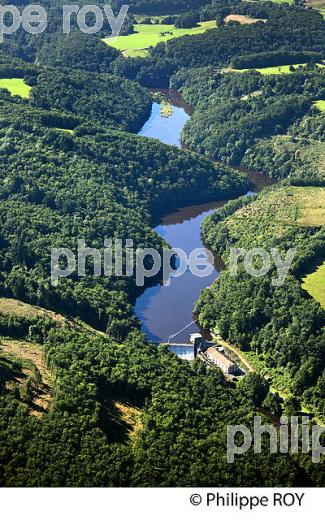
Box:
[160,100,173,117]
[151,91,174,117]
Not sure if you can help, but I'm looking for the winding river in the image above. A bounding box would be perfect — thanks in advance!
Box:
[134,92,272,354]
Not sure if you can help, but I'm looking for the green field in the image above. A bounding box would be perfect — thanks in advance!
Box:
[0,78,31,98]
[302,261,325,309]
[315,99,325,111]
[104,21,216,57]
[231,63,324,75]
[214,186,325,250]
[232,64,308,75]
[270,0,294,4]
[248,0,294,3]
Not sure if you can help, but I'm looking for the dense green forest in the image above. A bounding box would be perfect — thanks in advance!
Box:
[196,187,325,419]
[0,0,324,488]
[110,0,213,15]
[152,6,325,67]
[30,67,153,131]
[111,4,325,86]
[4,313,319,486]
[172,67,325,184]
[36,32,121,73]
[0,83,248,336]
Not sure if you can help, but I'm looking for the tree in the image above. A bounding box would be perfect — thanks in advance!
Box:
[263,392,283,416]
[175,12,199,29]
[283,397,301,416]
[239,373,269,406]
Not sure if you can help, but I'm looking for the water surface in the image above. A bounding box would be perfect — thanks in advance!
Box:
[135,200,225,343]
[138,100,190,147]
[135,96,222,343]
[135,92,273,345]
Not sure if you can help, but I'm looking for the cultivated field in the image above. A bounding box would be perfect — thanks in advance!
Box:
[296,187,325,226]
[0,78,31,98]
[104,21,216,57]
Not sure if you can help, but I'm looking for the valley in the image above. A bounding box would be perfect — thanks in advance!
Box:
[0,0,324,489]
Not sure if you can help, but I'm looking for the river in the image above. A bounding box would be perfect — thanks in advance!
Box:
[134,91,272,354]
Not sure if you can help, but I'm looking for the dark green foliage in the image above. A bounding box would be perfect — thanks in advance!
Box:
[0,51,36,78]
[183,93,313,165]
[152,7,325,70]
[196,268,325,407]
[174,12,199,28]
[111,0,212,15]
[0,90,248,331]
[0,0,324,488]
[175,67,325,182]
[196,191,325,417]
[36,32,121,73]
[112,55,178,88]
[239,373,269,406]
[0,327,318,486]
[283,397,301,416]
[30,67,152,132]
[231,51,323,70]
[242,109,325,185]
[263,392,283,417]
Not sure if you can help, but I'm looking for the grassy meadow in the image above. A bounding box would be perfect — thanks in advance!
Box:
[217,186,325,250]
[315,99,325,111]
[231,63,325,75]
[104,21,216,57]
[302,262,325,309]
[0,78,31,98]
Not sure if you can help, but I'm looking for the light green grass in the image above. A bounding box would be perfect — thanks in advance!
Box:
[315,100,325,112]
[302,262,325,310]
[231,63,324,75]
[232,63,307,75]
[104,21,216,57]
[0,78,31,98]
[55,128,74,134]
[269,0,294,4]
[219,186,325,251]
[123,48,149,58]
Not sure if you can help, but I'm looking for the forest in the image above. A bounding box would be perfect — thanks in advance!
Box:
[196,187,325,418]
[110,0,212,15]
[172,66,325,185]
[151,6,325,69]
[0,0,324,488]
[0,79,249,337]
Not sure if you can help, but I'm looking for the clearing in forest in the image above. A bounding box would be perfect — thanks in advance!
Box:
[0,338,52,416]
[0,78,31,98]
[104,21,216,57]
[224,14,267,24]
[220,186,325,249]
[230,63,324,75]
[315,100,325,111]
[302,261,325,310]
